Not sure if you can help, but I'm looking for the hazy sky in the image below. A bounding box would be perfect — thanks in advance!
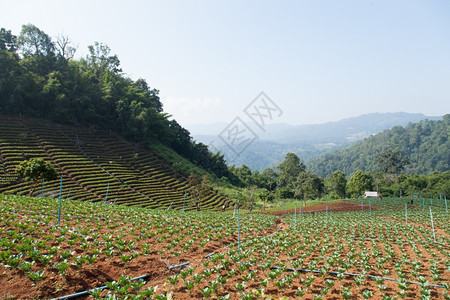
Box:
[3,0,450,128]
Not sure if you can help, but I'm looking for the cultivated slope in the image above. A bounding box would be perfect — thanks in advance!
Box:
[0,115,232,210]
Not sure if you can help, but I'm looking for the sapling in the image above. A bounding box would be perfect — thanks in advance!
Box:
[208,280,219,293]
[259,278,269,287]
[184,280,195,291]
[88,287,103,299]
[354,275,364,287]
[396,278,409,299]
[192,273,203,284]
[217,274,227,285]
[120,254,132,264]
[324,279,335,290]
[179,269,189,279]
[201,287,213,298]
[202,268,213,278]
[275,277,287,290]
[167,274,179,286]
[360,289,373,299]
[212,264,223,273]
[27,270,45,285]
[73,255,85,268]
[340,285,352,299]
[18,261,34,273]
[55,261,70,276]
[296,287,306,297]
[235,281,245,292]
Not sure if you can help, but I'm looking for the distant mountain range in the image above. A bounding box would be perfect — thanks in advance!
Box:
[189,112,442,171]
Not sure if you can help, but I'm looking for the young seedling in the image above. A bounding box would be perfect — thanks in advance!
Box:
[340,286,352,300]
[235,281,245,292]
[27,270,45,286]
[131,278,146,292]
[55,261,70,276]
[296,287,306,297]
[167,274,179,286]
[201,287,213,298]
[184,280,195,292]
[360,289,373,300]
[18,261,34,273]
[88,287,103,299]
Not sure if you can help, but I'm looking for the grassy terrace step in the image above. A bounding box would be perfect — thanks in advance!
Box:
[0,115,232,210]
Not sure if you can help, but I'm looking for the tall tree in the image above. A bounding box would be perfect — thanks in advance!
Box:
[18,24,55,57]
[325,170,347,198]
[55,33,77,60]
[294,171,324,200]
[16,158,58,196]
[260,168,278,191]
[277,153,305,188]
[18,24,57,76]
[0,28,17,52]
[346,170,374,198]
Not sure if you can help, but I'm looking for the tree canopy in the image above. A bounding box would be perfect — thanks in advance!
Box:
[16,158,58,195]
[277,153,305,188]
[346,170,374,198]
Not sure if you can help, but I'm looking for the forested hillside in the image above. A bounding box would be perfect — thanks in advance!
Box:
[308,115,449,178]
[0,25,235,182]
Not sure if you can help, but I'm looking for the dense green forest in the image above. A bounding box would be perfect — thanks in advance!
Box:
[307,116,449,178]
[0,25,236,182]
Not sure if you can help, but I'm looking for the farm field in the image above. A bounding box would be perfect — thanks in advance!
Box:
[0,115,231,211]
[0,194,448,299]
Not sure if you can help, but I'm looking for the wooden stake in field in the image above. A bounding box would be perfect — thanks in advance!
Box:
[405,203,408,224]
[104,182,109,204]
[294,206,297,230]
[445,195,448,213]
[237,205,241,255]
[41,178,45,198]
[429,206,436,243]
[57,177,63,226]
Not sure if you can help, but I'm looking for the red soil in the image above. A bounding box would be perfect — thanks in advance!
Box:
[269,201,380,216]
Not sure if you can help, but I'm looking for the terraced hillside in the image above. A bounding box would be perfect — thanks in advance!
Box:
[0,115,232,211]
